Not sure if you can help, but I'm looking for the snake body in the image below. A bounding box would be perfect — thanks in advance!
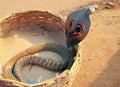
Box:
[3,43,71,82]
[0,11,72,82]
[1,5,96,84]
[13,55,66,82]
[0,11,74,83]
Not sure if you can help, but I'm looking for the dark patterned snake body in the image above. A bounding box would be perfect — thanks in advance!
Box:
[0,11,73,82]
[3,43,72,83]
[1,5,95,83]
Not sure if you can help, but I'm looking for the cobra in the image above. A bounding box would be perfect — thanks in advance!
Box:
[0,5,97,83]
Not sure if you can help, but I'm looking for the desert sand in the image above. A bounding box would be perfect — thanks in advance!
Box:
[72,6,120,87]
[0,0,120,87]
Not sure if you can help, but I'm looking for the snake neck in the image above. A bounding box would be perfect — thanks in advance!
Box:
[66,37,78,57]
[68,46,78,57]
[65,46,77,70]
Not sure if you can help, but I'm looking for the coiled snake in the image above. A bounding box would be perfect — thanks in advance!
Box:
[0,11,73,83]
[3,43,72,83]
[1,5,94,83]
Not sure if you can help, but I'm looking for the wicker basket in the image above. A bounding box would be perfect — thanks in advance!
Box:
[0,11,82,87]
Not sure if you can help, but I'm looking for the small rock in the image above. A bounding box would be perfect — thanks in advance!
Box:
[107,2,114,6]
[105,2,114,9]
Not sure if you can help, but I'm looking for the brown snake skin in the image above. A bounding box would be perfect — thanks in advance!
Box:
[3,43,71,83]
[0,11,73,83]
[13,55,66,82]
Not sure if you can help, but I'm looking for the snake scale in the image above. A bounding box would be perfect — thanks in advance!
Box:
[0,11,73,83]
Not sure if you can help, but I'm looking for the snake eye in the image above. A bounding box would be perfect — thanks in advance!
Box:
[75,25,83,33]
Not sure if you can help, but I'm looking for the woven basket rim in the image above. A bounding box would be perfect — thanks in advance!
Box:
[0,10,82,87]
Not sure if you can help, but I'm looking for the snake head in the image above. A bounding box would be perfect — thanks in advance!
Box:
[65,5,97,55]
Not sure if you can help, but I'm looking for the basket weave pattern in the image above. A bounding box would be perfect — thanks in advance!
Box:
[0,11,82,87]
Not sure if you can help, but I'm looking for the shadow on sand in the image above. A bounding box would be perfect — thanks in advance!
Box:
[89,49,120,87]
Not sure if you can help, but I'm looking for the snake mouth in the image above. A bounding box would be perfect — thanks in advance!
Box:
[68,34,79,37]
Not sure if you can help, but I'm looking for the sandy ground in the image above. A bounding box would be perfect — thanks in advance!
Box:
[72,8,120,87]
[0,0,120,87]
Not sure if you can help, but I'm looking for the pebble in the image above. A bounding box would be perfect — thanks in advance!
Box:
[105,2,114,9]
